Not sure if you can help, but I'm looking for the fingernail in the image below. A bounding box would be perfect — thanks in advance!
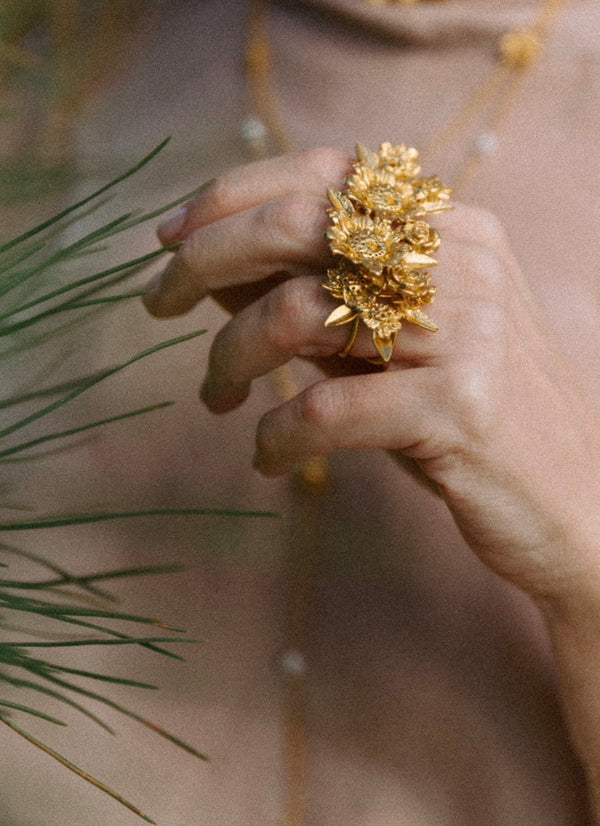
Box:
[158,206,187,243]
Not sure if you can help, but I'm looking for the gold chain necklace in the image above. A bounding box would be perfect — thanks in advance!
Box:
[241,2,568,824]
[244,0,567,196]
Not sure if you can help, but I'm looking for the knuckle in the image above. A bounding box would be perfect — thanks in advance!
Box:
[458,384,498,442]
[264,194,327,253]
[476,211,506,251]
[476,207,505,245]
[205,174,233,216]
[470,300,507,344]
[296,381,340,432]
[261,280,305,352]
[450,204,507,250]
[446,343,505,442]
[452,298,508,366]
[297,146,352,186]
[462,245,505,294]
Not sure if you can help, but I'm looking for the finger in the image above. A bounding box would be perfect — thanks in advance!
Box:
[197,218,515,408]
[157,147,352,245]
[200,277,357,412]
[144,192,332,317]
[433,203,506,249]
[200,275,447,413]
[253,368,445,477]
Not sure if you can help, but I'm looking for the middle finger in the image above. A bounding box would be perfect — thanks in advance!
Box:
[200,276,439,413]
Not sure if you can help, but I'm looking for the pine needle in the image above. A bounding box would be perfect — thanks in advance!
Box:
[0,402,174,460]
[0,330,207,441]
[0,506,278,531]
[0,138,171,255]
[1,717,157,823]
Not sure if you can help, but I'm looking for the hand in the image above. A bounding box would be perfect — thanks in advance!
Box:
[144,148,600,602]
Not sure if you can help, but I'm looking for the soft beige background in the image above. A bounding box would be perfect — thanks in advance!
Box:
[2,1,599,823]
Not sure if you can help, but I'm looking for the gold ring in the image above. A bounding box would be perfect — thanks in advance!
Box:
[323,142,452,362]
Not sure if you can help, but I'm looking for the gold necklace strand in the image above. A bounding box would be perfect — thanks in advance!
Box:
[245,0,292,156]
[421,0,569,193]
[241,2,567,824]
[245,0,567,194]
[244,12,327,826]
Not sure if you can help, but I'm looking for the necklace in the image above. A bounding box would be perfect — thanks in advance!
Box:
[243,0,567,195]
[242,2,567,824]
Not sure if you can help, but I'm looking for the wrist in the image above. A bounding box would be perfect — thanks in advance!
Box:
[533,566,600,824]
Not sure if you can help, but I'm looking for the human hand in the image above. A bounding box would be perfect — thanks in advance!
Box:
[144,148,600,601]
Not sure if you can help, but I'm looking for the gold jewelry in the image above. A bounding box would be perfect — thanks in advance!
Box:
[323,142,451,362]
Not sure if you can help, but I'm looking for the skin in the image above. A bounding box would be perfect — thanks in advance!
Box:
[144,146,600,821]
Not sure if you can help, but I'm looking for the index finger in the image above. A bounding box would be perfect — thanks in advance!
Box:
[144,192,333,318]
[157,146,352,245]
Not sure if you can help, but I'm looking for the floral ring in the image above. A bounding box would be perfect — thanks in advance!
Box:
[323,142,452,362]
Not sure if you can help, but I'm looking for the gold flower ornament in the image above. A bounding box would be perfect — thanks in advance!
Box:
[324,142,452,362]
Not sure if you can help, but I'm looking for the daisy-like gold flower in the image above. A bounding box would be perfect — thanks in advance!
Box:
[357,141,421,180]
[326,211,400,276]
[346,165,415,220]
[323,142,451,362]
[412,175,452,215]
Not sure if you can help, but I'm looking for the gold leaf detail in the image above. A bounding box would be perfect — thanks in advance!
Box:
[324,305,359,327]
[403,309,439,332]
[373,332,397,363]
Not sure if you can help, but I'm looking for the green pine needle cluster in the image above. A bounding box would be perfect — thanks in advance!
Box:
[0,139,273,823]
